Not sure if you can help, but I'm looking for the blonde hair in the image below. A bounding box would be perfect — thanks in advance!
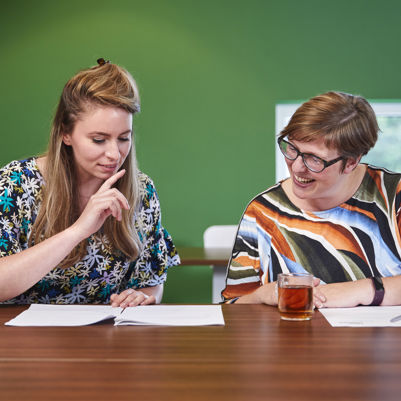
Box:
[30,61,143,268]
[279,91,379,161]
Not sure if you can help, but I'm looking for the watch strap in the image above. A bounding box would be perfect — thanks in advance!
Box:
[369,276,385,306]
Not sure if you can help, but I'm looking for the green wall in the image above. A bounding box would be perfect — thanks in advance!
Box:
[1,0,401,302]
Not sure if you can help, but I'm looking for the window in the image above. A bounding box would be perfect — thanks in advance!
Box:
[275,101,401,182]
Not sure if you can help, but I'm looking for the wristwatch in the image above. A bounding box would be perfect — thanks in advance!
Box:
[369,276,385,306]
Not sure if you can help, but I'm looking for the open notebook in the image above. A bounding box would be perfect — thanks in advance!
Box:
[5,304,225,327]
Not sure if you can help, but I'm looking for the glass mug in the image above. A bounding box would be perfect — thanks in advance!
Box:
[277,273,314,321]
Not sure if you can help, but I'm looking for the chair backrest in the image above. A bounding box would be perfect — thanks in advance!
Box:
[203,225,238,249]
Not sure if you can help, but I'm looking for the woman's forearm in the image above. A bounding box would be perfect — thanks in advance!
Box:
[233,282,278,305]
[315,275,401,308]
[0,226,83,301]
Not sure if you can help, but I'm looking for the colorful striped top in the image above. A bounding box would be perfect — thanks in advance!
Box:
[222,165,401,301]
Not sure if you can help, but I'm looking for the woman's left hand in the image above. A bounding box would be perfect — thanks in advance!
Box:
[313,280,374,308]
[110,288,156,308]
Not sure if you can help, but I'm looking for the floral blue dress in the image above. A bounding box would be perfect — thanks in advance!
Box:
[0,158,180,304]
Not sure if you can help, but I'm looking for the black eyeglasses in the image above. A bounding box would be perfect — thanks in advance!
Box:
[278,138,344,173]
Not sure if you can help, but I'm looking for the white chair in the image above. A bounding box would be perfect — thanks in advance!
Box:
[203,225,238,303]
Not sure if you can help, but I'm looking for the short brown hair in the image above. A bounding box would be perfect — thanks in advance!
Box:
[278,91,379,160]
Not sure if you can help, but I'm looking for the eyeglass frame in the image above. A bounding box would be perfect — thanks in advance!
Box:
[277,137,345,173]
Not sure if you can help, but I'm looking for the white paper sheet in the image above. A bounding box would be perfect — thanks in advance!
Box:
[319,305,401,327]
[114,305,225,326]
[4,304,225,327]
[5,304,121,326]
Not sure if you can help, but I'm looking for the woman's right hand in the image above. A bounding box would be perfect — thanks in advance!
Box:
[71,169,130,240]
[0,170,130,302]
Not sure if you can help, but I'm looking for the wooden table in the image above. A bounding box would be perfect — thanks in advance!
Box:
[1,304,400,401]
[177,247,231,303]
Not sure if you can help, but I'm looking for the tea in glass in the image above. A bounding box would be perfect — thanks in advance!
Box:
[277,273,313,321]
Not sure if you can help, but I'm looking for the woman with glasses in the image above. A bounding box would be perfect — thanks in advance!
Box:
[222,91,401,307]
[0,59,180,305]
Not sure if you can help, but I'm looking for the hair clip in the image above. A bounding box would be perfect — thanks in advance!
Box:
[97,58,110,66]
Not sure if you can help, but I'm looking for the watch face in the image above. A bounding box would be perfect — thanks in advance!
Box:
[370,276,385,306]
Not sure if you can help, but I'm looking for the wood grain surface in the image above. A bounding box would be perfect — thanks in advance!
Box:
[1,304,400,401]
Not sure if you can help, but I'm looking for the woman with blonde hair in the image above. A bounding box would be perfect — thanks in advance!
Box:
[0,58,179,306]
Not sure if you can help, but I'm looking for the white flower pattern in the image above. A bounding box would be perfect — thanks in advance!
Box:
[0,158,180,304]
